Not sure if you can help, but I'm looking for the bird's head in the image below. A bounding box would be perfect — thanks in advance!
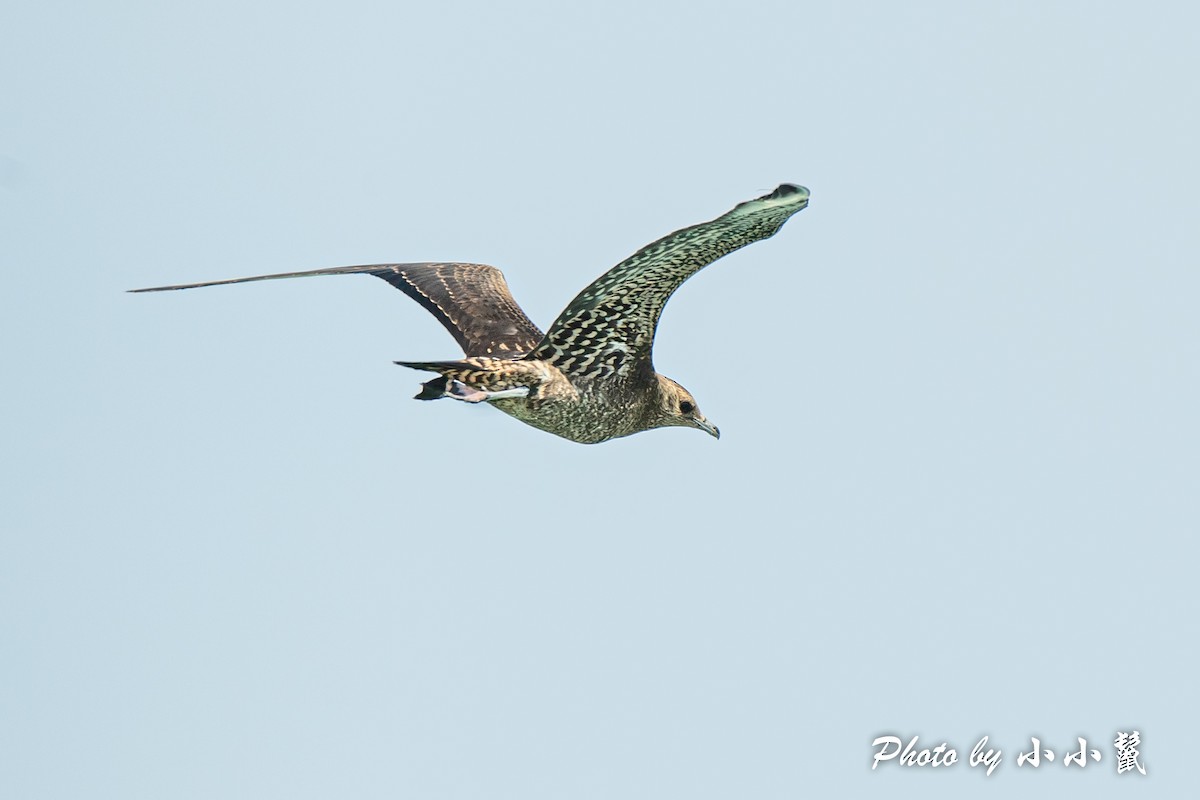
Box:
[653,375,720,439]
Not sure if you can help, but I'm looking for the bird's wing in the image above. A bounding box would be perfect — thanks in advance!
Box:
[528,184,809,379]
[130,263,545,358]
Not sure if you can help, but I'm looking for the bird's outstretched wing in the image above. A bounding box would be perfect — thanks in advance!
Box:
[130,263,545,358]
[528,184,810,379]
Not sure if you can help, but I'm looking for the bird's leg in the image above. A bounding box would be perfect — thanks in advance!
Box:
[443,380,490,403]
[401,358,553,403]
[479,387,533,401]
[444,380,531,403]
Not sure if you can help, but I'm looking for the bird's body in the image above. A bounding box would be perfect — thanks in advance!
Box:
[133,184,810,443]
[410,356,681,444]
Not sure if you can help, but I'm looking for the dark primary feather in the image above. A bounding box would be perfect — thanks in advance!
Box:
[130,262,544,358]
[528,184,809,379]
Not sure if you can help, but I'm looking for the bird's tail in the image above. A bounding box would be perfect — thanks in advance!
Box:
[394,358,543,403]
[394,361,462,401]
[405,376,447,401]
[393,360,470,374]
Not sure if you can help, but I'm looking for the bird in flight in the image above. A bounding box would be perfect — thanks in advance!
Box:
[132,184,810,443]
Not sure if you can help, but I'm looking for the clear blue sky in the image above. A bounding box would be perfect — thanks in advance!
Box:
[3,1,1196,797]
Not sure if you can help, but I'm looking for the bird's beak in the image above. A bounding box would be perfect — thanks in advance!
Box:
[694,417,720,439]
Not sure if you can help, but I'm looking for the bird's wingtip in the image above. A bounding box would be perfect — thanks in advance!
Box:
[769,183,809,201]
[128,284,189,293]
[733,183,810,214]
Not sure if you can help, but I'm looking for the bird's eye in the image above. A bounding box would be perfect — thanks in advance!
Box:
[679,401,694,414]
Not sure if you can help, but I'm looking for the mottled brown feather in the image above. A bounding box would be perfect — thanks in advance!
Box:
[130,262,544,358]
